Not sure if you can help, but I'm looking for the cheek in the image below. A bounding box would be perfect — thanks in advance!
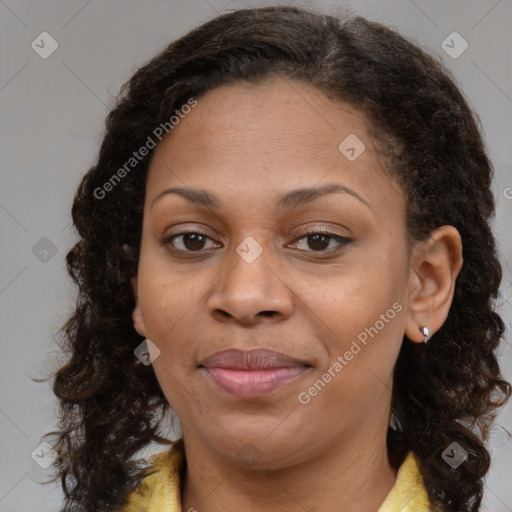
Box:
[297,270,405,424]
[297,247,408,394]
[305,257,406,338]
[136,259,205,360]
[137,272,204,406]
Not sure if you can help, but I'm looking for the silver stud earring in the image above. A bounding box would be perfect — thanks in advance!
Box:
[419,325,430,344]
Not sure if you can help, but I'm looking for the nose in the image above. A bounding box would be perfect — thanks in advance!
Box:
[207,240,294,325]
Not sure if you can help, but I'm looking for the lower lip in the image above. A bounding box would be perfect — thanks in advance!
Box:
[202,367,309,398]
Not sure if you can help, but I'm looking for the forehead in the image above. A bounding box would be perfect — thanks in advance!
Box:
[152,78,372,165]
[146,78,403,215]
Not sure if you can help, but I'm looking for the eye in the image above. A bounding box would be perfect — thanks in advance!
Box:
[288,229,351,252]
[163,232,219,252]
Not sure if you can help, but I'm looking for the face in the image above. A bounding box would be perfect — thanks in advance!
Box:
[132,77,411,469]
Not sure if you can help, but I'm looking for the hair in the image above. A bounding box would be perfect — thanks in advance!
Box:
[39,5,510,512]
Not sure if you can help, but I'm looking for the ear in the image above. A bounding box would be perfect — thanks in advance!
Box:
[131,275,147,338]
[404,225,463,343]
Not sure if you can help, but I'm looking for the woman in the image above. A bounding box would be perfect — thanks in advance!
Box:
[43,5,510,512]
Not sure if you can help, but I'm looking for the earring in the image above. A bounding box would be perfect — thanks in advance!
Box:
[419,325,431,344]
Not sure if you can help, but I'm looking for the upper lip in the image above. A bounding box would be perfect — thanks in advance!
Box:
[200,348,309,370]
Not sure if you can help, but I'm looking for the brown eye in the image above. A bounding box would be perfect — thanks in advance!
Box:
[164,232,218,252]
[289,230,351,252]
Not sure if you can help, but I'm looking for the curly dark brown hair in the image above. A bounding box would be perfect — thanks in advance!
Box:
[38,5,510,512]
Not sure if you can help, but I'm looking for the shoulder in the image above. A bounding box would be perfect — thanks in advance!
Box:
[120,439,185,512]
[378,451,431,512]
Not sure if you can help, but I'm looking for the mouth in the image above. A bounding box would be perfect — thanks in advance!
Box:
[199,348,312,398]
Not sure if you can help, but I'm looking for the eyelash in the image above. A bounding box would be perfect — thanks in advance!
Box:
[162,229,351,255]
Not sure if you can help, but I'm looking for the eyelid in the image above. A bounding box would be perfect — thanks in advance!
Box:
[289,226,350,241]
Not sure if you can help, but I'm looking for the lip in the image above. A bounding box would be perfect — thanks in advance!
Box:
[200,348,311,398]
[201,348,307,370]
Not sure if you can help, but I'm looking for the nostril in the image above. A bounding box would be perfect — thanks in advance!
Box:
[259,311,276,317]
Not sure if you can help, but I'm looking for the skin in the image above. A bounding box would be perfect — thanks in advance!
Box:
[131,77,463,512]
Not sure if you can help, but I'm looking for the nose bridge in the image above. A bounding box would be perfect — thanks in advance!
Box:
[207,233,293,322]
[225,234,280,298]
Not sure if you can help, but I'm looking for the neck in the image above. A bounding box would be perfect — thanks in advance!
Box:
[180,425,397,512]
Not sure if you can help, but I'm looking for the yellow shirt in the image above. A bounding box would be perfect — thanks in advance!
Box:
[121,440,430,512]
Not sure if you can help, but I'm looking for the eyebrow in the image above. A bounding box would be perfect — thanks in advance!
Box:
[150,183,372,212]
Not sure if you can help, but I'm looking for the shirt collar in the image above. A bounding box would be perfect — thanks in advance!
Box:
[123,440,430,512]
[377,451,430,512]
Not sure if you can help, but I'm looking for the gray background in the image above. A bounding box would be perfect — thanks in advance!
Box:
[1,1,511,511]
